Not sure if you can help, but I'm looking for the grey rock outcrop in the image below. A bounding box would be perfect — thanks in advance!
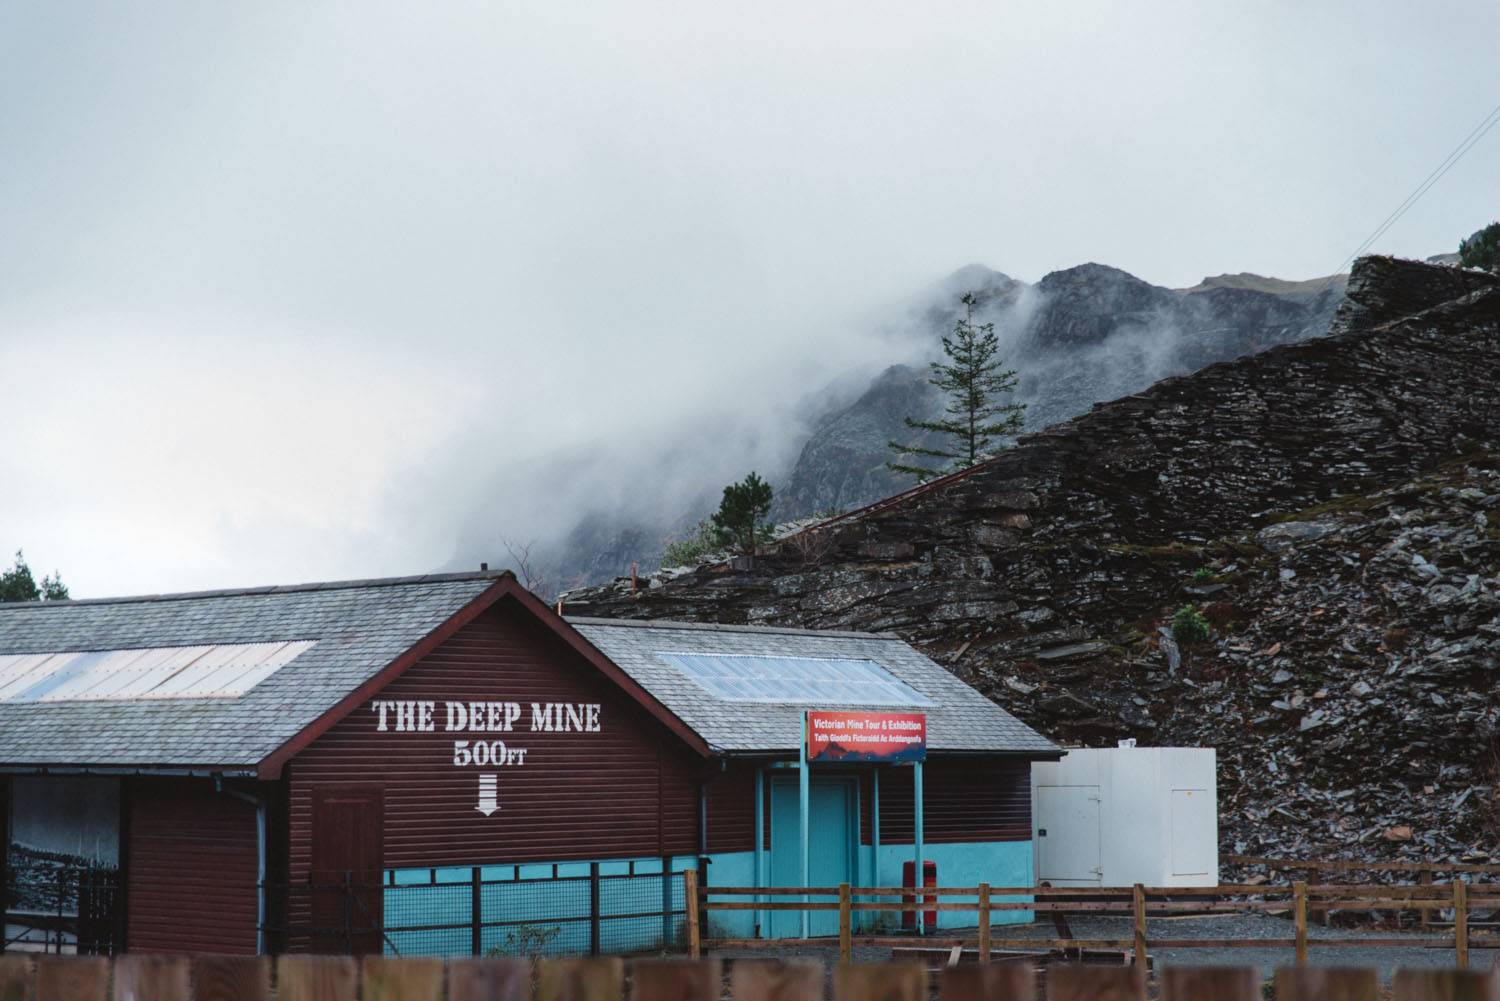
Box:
[1331,255,1499,336]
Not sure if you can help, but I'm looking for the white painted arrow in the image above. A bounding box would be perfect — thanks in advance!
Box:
[476,774,499,816]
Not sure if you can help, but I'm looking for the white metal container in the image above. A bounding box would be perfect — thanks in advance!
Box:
[1030,745,1217,888]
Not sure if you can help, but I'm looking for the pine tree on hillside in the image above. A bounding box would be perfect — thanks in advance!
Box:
[1459,222,1500,273]
[710,472,775,558]
[886,292,1026,481]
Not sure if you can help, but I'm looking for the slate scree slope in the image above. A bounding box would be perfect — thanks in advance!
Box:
[566,256,1500,863]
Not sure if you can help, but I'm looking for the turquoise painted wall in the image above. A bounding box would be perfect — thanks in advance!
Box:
[377,841,1032,950]
[863,841,1034,931]
[699,850,755,939]
[740,840,1033,937]
[381,855,697,956]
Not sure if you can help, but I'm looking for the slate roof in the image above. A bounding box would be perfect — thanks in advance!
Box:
[0,572,504,771]
[569,618,1057,756]
[0,572,1056,772]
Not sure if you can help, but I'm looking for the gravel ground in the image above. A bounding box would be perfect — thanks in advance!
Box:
[708,914,1500,984]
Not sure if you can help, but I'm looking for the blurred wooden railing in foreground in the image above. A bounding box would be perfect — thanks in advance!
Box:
[2,954,1499,1001]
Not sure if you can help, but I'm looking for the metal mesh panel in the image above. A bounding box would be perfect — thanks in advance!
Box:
[272,858,691,957]
[382,877,473,956]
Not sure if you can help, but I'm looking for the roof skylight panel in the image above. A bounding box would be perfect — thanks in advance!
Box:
[659,651,934,706]
[149,659,232,696]
[15,650,110,702]
[0,653,69,700]
[0,640,316,702]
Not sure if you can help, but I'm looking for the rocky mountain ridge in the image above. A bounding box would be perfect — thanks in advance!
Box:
[530,262,1344,592]
[773,261,1344,522]
[564,256,1500,862]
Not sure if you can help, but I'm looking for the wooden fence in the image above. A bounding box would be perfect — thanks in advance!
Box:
[687,871,1500,966]
[2,954,1500,1001]
[1227,856,1500,931]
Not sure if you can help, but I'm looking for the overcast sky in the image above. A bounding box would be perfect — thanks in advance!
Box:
[3,0,1496,600]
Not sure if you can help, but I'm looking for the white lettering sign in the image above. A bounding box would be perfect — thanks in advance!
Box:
[371,700,439,732]
[369,698,604,816]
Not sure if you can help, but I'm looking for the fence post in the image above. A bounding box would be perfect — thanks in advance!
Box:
[697,858,710,946]
[1420,861,1433,931]
[1132,883,1147,971]
[1306,867,1326,927]
[470,867,482,956]
[1293,880,1307,966]
[1455,879,1469,968]
[838,883,852,964]
[589,862,601,957]
[684,868,700,959]
[978,882,991,965]
[55,868,66,954]
[342,871,354,956]
[662,855,672,952]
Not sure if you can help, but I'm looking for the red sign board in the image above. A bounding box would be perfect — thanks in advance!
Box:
[806,711,926,763]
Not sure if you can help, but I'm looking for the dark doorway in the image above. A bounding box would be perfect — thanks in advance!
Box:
[309,787,383,955]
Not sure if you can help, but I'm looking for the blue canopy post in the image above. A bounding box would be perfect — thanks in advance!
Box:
[914,759,925,936]
[799,710,811,939]
[871,766,881,937]
[753,764,764,938]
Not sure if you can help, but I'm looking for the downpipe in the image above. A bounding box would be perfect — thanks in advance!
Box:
[216,775,267,955]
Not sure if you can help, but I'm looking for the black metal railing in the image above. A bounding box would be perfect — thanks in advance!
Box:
[267,859,693,957]
[2,861,122,955]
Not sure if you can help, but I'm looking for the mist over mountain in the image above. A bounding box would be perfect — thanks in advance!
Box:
[457,261,1345,593]
[774,262,1344,521]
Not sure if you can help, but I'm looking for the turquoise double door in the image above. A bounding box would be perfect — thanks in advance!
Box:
[768,775,856,938]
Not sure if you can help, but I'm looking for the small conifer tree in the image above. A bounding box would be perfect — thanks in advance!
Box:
[886,292,1026,481]
[0,551,68,602]
[1459,222,1500,273]
[710,472,775,557]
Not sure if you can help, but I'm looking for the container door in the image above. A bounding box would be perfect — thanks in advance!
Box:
[309,787,384,955]
[768,776,854,938]
[1035,785,1101,886]
[1170,788,1215,876]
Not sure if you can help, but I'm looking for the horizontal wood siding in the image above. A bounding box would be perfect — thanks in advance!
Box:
[288,605,703,879]
[704,762,757,854]
[752,759,1028,849]
[872,757,1032,844]
[125,778,260,955]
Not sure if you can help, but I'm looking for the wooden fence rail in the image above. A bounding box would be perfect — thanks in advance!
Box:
[688,872,1500,966]
[1224,857,1500,936]
[2,954,1500,1001]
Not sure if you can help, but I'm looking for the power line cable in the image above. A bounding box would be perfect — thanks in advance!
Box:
[1341,102,1500,265]
[1315,99,1500,299]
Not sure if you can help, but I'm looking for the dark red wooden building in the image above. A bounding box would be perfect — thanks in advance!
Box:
[0,571,1056,956]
